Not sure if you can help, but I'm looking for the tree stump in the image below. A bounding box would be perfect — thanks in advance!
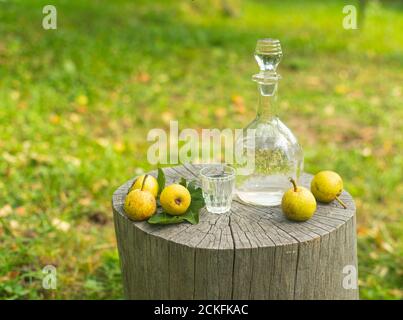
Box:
[112,164,359,300]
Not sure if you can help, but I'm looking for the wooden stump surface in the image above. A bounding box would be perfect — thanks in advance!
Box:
[112,164,359,300]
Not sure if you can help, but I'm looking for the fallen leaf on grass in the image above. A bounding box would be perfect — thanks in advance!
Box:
[380,242,394,253]
[0,271,20,282]
[380,140,394,157]
[231,95,246,114]
[75,94,88,106]
[59,191,68,204]
[91,179,109,193]
[136,72,151,83]
[79,197,92,207]
[69,113,81,123]
[369,96,381,107]
[49,114,61,125]
[9,220,20,230]
[361,147,372,157]
[161,111,174,124]
[0,204,12,218]
[76,105,88,114]
[2,152,17,164]
[306,76,321,87]
[374,265,389,278]
[64,155,81,167]
[388,289,403,299]
[391,86,401,97]
[15,206,26,216]
[358,127,376,143]
[96,138,109,148]
[334,84,349,95]
[51,218,71,232]
[113,141,126,153]
[348,90,363,99]
[214,107,227,119]
[10,90,20,101]
[30,153,54,165]
[324,104,335,116]
[357,226,370,236]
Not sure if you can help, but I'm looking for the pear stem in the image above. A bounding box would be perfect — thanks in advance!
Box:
[289,178,298,192]
[141,175,149,191]
[335,196,347,209]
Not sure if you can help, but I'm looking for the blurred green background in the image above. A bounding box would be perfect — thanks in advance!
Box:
[0,0,402,299]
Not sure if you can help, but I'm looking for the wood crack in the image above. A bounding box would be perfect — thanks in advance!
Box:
[293,242,301,299]
[228,215,236,299]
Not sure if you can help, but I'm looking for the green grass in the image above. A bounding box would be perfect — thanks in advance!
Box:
[0,0,402,299]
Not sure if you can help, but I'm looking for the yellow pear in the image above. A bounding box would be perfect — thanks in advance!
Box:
[281,178,317,222]
[129,174,159,198]
[311,170,347,209]
[124,189,156,221]
[160,184,191,216]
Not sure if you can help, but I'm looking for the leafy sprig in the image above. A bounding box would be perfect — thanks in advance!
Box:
[147,168,204,225]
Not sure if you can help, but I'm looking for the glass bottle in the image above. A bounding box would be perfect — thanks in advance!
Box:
[235,39,303,206]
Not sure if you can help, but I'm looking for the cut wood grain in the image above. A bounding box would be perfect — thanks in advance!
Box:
[112,164,359,300]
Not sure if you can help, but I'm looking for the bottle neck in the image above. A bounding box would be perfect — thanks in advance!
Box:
[256,82,278,120]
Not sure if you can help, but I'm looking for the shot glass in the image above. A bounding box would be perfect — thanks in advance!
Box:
[200,165,235,214]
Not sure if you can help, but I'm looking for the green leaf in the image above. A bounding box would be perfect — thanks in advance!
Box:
[157,168,165,194]
[187,180,197,193]
[188,185,204,211]
[179,177,187,188]
[148,211,186,224]
[181,208,199,224]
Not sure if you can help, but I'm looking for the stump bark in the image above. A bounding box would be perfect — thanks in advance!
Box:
[112,164,359,300]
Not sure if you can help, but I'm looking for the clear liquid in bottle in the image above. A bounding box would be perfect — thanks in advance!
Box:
[235,39,303,207]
